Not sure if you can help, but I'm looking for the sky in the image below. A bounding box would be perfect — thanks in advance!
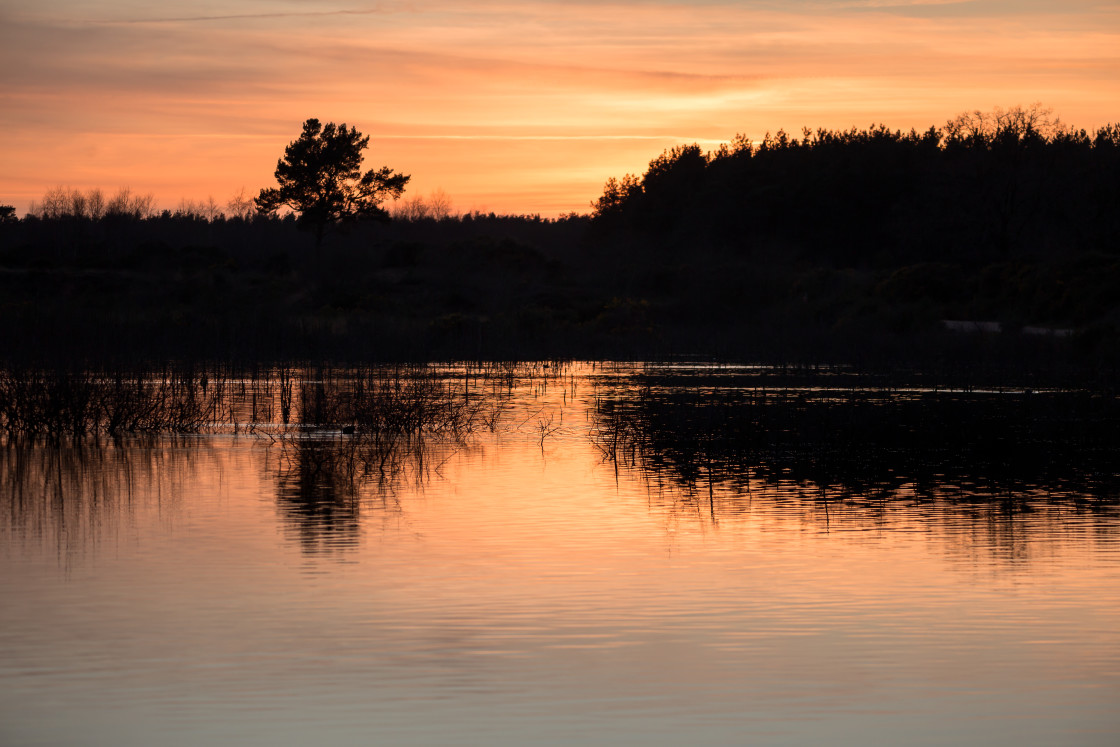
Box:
[2,1,1118,216]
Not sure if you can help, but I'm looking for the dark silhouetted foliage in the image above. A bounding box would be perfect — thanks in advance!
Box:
[3,106,1119,375]
[593,104,1120,267]
[256,119,410,244]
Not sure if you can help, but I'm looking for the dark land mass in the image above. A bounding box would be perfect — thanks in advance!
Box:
[2,115,1119,386]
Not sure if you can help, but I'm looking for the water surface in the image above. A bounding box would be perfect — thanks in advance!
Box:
[2,365,1119,745]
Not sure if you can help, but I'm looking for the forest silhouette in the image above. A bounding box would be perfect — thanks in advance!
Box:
[1,106,1118,377]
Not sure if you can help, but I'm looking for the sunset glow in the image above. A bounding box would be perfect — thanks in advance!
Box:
[3,0,1118,215]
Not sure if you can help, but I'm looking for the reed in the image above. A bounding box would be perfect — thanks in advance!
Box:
[0,361,556,441]
[290,365,483,437]
[0,365,231,438]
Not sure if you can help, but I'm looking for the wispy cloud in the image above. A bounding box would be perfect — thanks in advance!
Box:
[2,0,1117,214]
[100,8,390,24]
[820,0,974,8]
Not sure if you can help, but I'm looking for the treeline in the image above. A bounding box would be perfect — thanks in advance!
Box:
[2,105,1119,371]
[592,105,1120,266]
[0,202,593,364]
[10,185,504,225]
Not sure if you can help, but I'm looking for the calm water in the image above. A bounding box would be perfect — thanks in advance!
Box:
[2,365,1119,745]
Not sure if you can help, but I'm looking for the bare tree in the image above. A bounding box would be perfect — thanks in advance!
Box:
[945,103,1065,142]
[226,187,256,220]
[31,186,107,219]
[427,188,454,220]
[202,195,221,221]
[390,189,456,221]
[104,188,154,219]
[391,195,430,221]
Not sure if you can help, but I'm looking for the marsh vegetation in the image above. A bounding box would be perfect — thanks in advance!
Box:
[3,363,1117,563]
[0,361,568,441]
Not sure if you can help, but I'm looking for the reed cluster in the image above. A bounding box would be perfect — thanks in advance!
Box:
[0,367,231,438]
[291,366,482,438]
[0,362,556,441]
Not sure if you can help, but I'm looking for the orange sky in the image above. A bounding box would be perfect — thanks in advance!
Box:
[2,1,1118,216]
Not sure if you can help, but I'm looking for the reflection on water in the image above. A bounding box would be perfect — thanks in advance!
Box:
[0,437,221,567]
[593,373,1120,495]
[2,364,1120,745]
[590,371,1120,564]
[271,433,471,554]
[274,435,365,554]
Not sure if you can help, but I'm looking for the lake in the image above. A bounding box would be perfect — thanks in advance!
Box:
[2,363,1119,745]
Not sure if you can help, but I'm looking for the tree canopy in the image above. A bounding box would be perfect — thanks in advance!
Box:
[590,105,1120,264]
[256,118,410,242]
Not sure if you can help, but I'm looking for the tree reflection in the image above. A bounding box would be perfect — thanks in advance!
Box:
[270,430,468,555]
[0,437,210,565]
[274,436,364,554]
[0,432,468,561]
[592,372,1120,546]
[0,363,538,560]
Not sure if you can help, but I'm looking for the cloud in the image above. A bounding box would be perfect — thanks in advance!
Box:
[2,0,1117,215]
[100,8,390,24]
